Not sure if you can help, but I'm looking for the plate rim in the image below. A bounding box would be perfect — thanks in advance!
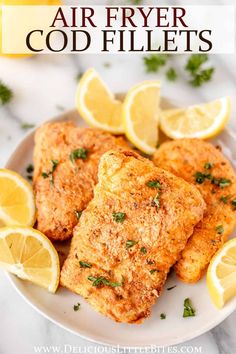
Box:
[4,109,236,348]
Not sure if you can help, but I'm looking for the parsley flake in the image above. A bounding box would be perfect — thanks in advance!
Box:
[79,261,92,268]
[183,298,196,318]
[126,240,138,250]
[220,195,231,204]
[160,313,166,320]
[146,180,162,190]
[88,276,122,287]
[70,148,88,163]
[21,122,35,130]
[26,164,34,174]
[113,212,126,223]
[73,303,80,311]
[75,210,83,220]
[204,162,214,170]
[41,159,58,185]
[140,246,147,254]
[167,285,177,291]
[216,225,224,234]
[150,269,159,274]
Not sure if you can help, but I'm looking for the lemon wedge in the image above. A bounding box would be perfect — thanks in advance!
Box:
[0,226,60,292]
[76,68,124,134]
[122,81,161,154]
[0,169,35,227]
[207,238,236,308]
[160,97,231,140]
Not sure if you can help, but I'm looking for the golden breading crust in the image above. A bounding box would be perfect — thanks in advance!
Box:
[33,122,129,241]
[153,138,236,283]
[60,150,205,323]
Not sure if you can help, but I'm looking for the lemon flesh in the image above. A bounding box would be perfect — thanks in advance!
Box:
[0,169,35,227]
[123,81,161,154]
[76,68,124,134]
[160,97,231,140]
[0,226,60,292]
[207,238,236,308]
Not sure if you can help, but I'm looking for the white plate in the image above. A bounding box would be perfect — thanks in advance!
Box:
[5,106,236,348]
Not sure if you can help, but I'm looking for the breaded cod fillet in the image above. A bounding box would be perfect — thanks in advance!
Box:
[33,122,129,241]
[153,138,236,283]
[60,150,205,323]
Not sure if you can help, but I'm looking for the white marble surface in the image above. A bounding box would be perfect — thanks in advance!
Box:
[0,1,236,353]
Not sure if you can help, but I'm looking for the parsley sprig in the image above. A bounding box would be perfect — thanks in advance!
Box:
[143,54,167,73]
[186,54,214,87]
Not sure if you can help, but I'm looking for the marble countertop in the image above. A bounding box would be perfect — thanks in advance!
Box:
[0,1,236,353]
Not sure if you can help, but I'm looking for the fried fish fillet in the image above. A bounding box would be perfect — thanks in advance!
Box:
[153,139,236,283]
[33,122,129,241]
[60,150,205,323]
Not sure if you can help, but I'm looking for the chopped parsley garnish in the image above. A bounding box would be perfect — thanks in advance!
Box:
[195,172,207,184]
[27,175,32,181]
[126,240,138,250]
[88,275,122,287]
[0,81,13,105]
[166,68,177,81]
[167,285,177,291]
[146,180,162,190]
[204,162,214,170]
[232,199,236,207]
[41,159,58,185]
[183,298,196,318]
[212,178,232,188]
[73,303,80,311]
[160,313,166,320]
[140,246,147,254]
[216,225,224,234]
[220,195,231,204]
[79,261,92,268]
[69,148,88,163]
[150,269,159,274]
[21,122,35,130]
[113,212,126,223]
[26,164,34,174]
[75,210,83,220]
[143,54,167,73]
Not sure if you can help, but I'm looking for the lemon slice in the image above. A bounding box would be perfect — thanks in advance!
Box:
[160,97,231,140]
[0,169,35,227]
[0,226,60,292]
[76,68,124,134]
[122,81,161,155]
[207,238,236,308]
